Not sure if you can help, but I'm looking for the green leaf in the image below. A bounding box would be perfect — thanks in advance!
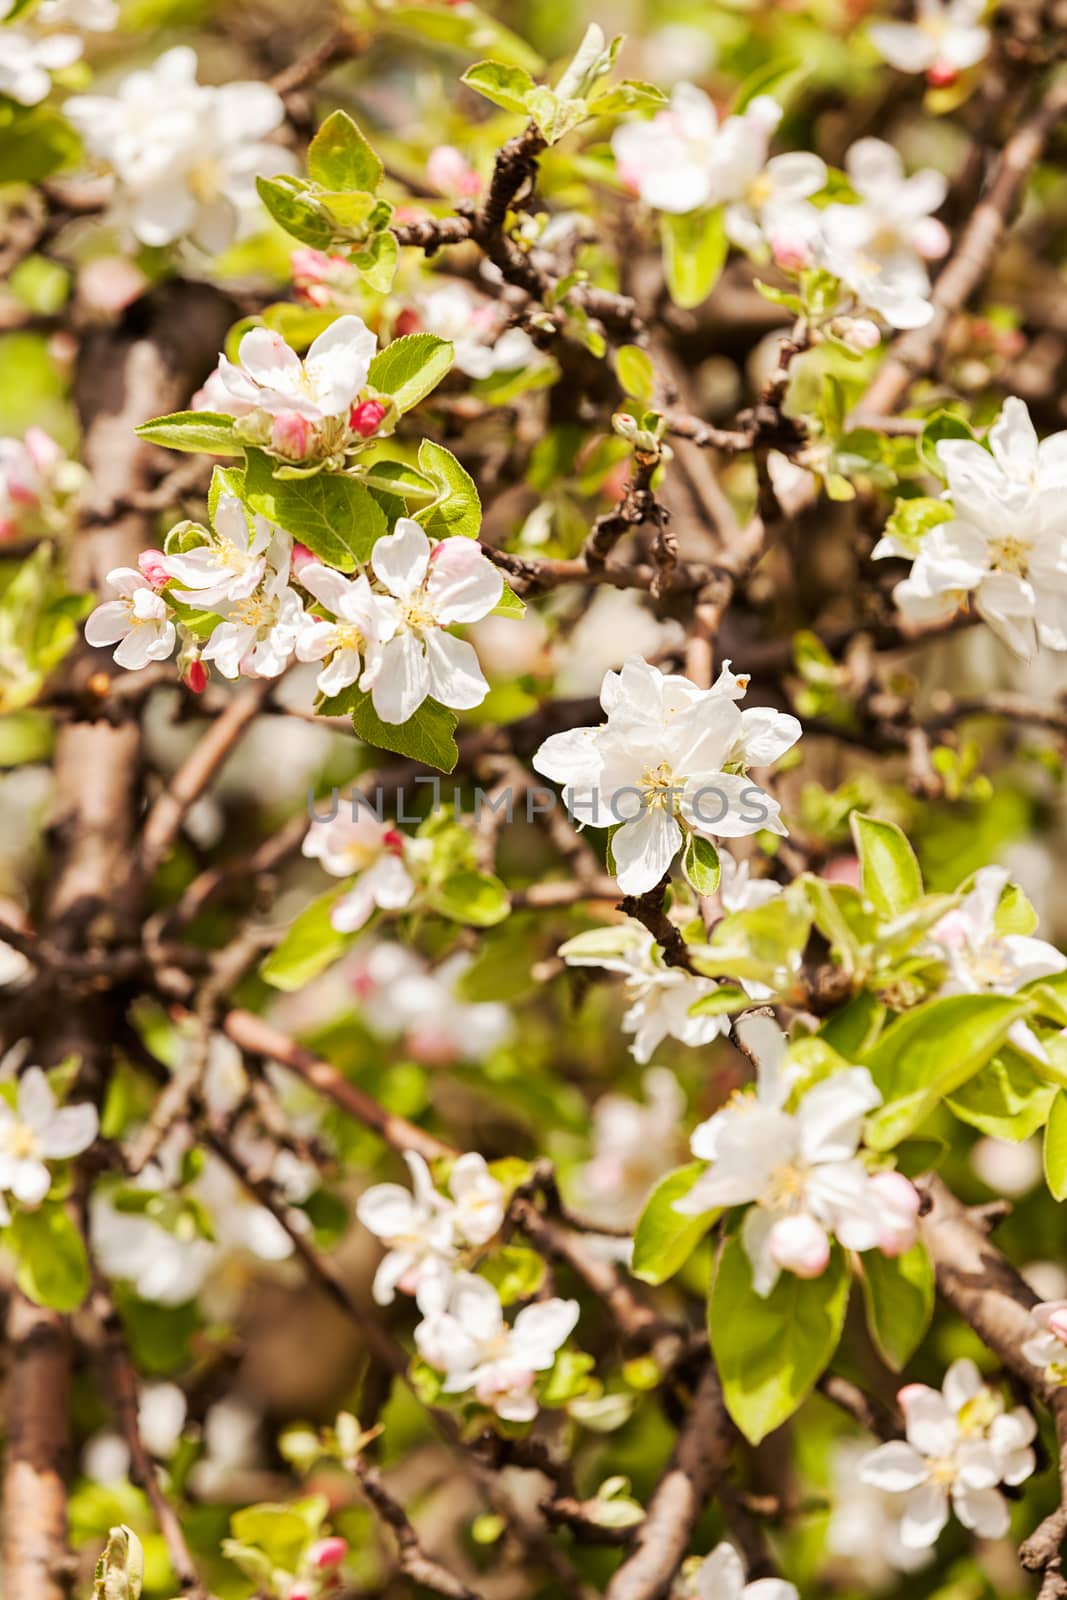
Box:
[682,834,720,895]
[307,110,383,193]
[632,1163,718,1285]
[328,687,459,773]
[134,411,241,456]
[1044,1092,1067,1201]
[863,994,1034,1150]
[731,56,806,112]
[819,990,886,1058]
[480,1246,545,1304]
[368,335,454,413]
[229,1497,328,1572]
[660,207,728,310]
[879,496,954,560]
[493,580,526,618]
[0,104,81,184]
[587,80,667,116]
[461,60,537,114]
[709,1233,850,1444]
[947,1050,1057,1140]
[94,1525,144,1600]
[261,885,352,991]
[859,1243,934,1371]
[256,176,337,248]
[416,439,482,539]
[851,812,923,918]
[687,985,750,1017]
[615,345,655,405]
[351,228,399,293]
[244,450,386,568]
[919,409,981,480]
[7,1204,90,1312]
[425,870,510,927]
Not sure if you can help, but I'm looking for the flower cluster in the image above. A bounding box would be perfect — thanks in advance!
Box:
[403,281,541,382]
[0,1067,98,1225]
[303,812,416,933]
[577,1067,686,1226]
[84,486,502,722]
[0,428,85,543]
[675,1023,920,1296]
[612,85,786,219]
[878,397,1067,659]
[533,657,800,896]
[860,1360,1036,1546]
[869,0,989,85]
[65,46,287,252]
[358,1153,578,1421]
[0,0,114,108]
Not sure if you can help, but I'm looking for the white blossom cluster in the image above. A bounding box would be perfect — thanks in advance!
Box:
[868,0,989,84]
[860,1360,1036,1546]
[613,85,951,331]
[533,657,800,896]
[0,1066,98,1225]
[357,1152,579,1421]
[675,1021,921,1296]
[0,0,114,109]
[0,428,85,543]
[65,46,287,252]
[877,397,1067,659]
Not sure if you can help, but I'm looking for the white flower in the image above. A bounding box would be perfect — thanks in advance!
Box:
[0,1067,98,1224]
[679,1542,797,1600]
[415,283,538,380]
[414,1270,579,1421]
[303,812,415,933]
[1022,1301,1067,1382]
[612,83,783,215]
[357,1151,457,1306]
[887,398,1067,658]
[84,567,176,670]
[368,519,502,723]
[724,152,827,259]
[869,0,989,80]
[0,27,81,106]
[818,228,934,331]
[833,138,950,264]
[91,1186,216,1305]
[860,1360,1035,1548]
[295,564,390,697]
[826,1441,932,1587]
[163,492,276,610]
[448,1152,506,1247]
[562,920,730,1063]
[348,944,512,1064]
[35,0,118,27]
[675,1024,915,1295]
[718,850,782,914]
[930,865,1065,1058]
[577,1066,686,1225]
[0,428,69,539]
[215,317,376,424]
[199,549,306,681]
[533,657,799,897]
[65,47,287,253]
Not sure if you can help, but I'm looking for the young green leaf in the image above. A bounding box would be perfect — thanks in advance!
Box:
[682,834,720,895]
[256,176,337,248]
[851,812,923,918]
[946,1050,1057,1141]
[338,687,460,773]
[918,409,981,480]
[416,439,482,540]
[709,1233,850,1444]
[368,335,454,412]
[461,60,536,114]
[632,1163,719,1285]
[660,207,728,310]
[615,345,655,406]
[307,110,383,193]
[244,450,387,567]
[7,1203,90,1311]
[424,870,510,927]
[134,412,241,456]
[859,1243,934,1371]
[261,885,353,991]
[1044,1091,1067,1200]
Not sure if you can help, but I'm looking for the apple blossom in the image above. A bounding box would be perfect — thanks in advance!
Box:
[869,0,989,80]
[426,144,481,197]
[162,492,278,610]
[85,567,177,669]
[577,1066,687,1226]
[0,1067,98,1225]
[368,519,502,723]
[295,564,390,698]
[532,657,799,897]
[0,428,82,541]
[611,82,783,216]
[33,0,118,27]
[447,1152,506,1247]
[1022,1301,1067,1382]
[356,1150,505,1305]
[832,138,950,264]
[724,152,827,259]
[678,1542,798,1600]
[346,944,512,1063]
[883,397,1067,657]
[213,317,378,434]
[859,1360,1036,1547]
[674,1023,918,1295]
[414,1270,579,1421]
[0,27,81,106]
[561,919,732,1063]
[929,865,1066,1057]
[302,812,415,933]
[413,282,538,380]
[826,1441,933,1586]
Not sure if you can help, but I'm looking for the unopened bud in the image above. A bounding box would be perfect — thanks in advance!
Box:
[309,1538,348,1570]
[394,307,421,337]
[831,316,882,353]
[912,216,951,261]
[291,542,316,574]
[271,410,313,461]
[349,399,387,438]
[137,549,169,588]
[183,659,208,695]
[768,1213,830,1279]
[1048,1308,1067,1344]
[926,61,958,88]
[770,232,813,273]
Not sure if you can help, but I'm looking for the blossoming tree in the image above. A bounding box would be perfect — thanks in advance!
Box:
[3,1,1067,1597]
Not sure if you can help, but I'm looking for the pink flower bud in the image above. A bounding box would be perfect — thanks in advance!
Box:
[137,549,170,589]
[869,1169,921,1257]
[271,410,313,461]
[290,542,316,574]
[821,855,861,889]
[184,659,208,695]
[426,144,481,197]
[912,216,951,262]
[770,232,813,273]
[1047,1309,1067,1344]
[382,828,405,854]
[394,307,421,337]
[309,1538,348,1570]
[349,399,387,438]
[290,247,332,282]
[926,61,958,88]
[768,1213,830,1279]
[289,1585,311,1600]
[24,427,62,474]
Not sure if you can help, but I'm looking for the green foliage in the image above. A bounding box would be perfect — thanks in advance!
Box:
[261,885,353,990]
[307,110,384,193]
[0,546,92,712]
[859,1244,935,1370]
[919,409,982,480]
[416,439,482,539]
[681,833,720,895]
[851,812,923,918]
[709,1234,850,1444]
[659,208,728,310]
[244,448,387,567]
[94,1525,144,1600]
[367,335,455,413]
[7,1203,90,1311]
[318,683,460,772]
[631,1163,718,1285]
[1045,1092,1067,1200]
[879,494,954,559]
[134,411,242,456]
[0,103,81,183]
